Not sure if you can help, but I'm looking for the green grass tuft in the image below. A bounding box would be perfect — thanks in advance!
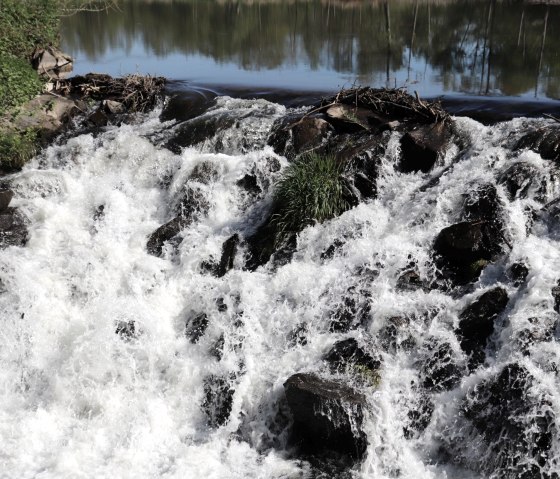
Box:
[272,153,351,243]
[0,129,38,171]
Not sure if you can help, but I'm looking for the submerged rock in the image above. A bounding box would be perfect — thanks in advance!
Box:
[452,363,556,478]
[146,216,189,257]
[0,208,28,248]
[508,262,529,287]
[284,373,368,461]
[115,320,137,341]
[498,162,544,201]
[185,312,209,343]
[516,125,560,162]
[329,288,371,333]
[216,234,240,278]
[457,287,509,368]
[434,185,505,285]
[399,122,450,173]
[324,338,381,378]
[0,190,14,213]
[202,374,235,428]
[420,340,463,392]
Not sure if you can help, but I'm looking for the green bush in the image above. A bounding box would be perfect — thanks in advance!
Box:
[0,57,43,114]
[0,129,38,171]
[272,153,351,243]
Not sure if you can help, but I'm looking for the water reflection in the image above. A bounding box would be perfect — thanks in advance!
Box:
[61,0,560,99]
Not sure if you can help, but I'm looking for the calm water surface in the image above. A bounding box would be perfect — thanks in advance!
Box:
[61,0,560,102]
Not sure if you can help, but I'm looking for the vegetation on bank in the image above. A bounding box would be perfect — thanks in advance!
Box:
[0,0,61,169]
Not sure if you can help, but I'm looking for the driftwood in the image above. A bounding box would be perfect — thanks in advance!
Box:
[50,73,166,113]
[320,87,449,125]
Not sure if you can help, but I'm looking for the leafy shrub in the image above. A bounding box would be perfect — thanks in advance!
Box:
[272,153,351,243]
[0,129,38,171]
[0,57,43,114]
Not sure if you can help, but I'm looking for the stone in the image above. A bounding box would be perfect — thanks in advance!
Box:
[31,47,73,78]
[189,161,219,184]
[0,208,28,248]
[457,287,509,368]
[202,374,235,428]
[329,288,371,333]
[498,162,543,201]
[284,373,368,461]
[216,234,239,278]
[326,104,376,133]
[288,323,308,347]
[102,100,124,115]
[516,125,560,162]
[291,117,334,154]
[115,320,136,340]
[508,262,529,287]
[185,312,209,343]
[454,363,556,478]
[404,394,434,439]
[396,269,427,292]
[399,122,450,173]
[420,340,462,392]
[236,174,261,196]
[324,338,381,375]
[146,216,189,257]
[0,190,14,213]
[552,280,560,314]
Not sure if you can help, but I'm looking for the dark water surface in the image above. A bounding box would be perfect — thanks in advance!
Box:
[61,0,560,107]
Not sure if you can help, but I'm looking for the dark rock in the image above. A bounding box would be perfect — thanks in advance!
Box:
[329,288,371,333]
[284,373,368,461]
[457,363,556,478]
[236,174,261,196]
[216,297,228,313]
[321,239,344,260]
[457,287,509,368]
[93,204,105,222]
[420,340,462,392]
[435,184,506,285]
[87,107,108,127]
[396,269,427,292]
[0,190,13,213]
[115,320,136,340]
[146,216,189,257]
[377,316,414,352]
[216,234,239,278]
[202,374,235,428]
[189,161,219,184]
[404,394,434,439]
[324,338,381,375]
[210,334,225,360]
[165,112,237,153]
[288,323,308,347]
[552,281,560,314]
[516,317,555,354]
[0,208,28,248]
[323,132,384,202]
[245,219,296,271]
[160,89,216,123]
[498,162,544,201]
[174,185,209,220]
[516,125,560,162]
[326,104,377,133]
[292,117,334,154]
[32,46,73,78]
[399,122,450,173]
[185,312,209,343]
[508,262,529,287]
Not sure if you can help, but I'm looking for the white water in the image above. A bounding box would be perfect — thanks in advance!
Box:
[1,97,559,479]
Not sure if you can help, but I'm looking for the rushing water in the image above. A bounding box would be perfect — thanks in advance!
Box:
[1,93,560,478]
[61,0,560,100]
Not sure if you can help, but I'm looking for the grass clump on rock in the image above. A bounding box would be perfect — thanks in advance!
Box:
[272,153,351,243]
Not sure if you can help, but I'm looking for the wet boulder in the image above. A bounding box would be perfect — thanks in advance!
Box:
[324,338,381,381]
[329,287,371,333]
[185,312,209,343]
[516,125,560,162]
[420,340,462,392]
[326,104,378,133]
[498,162,544,201]
[284,373,368,461]
[291,116,334,154]
[404,393,434,439]
[457,287,509,368]
[452,363,556,478]
[216,234,239,278]
[399,122,450,173]
[377,316,415,352]
[115,320,137,341]
[508,262,529,287]
[146,216,188,257]
[202,374,235,428]
[0,208,28,248]
[0,190,14,213]
[396,269,428,292]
